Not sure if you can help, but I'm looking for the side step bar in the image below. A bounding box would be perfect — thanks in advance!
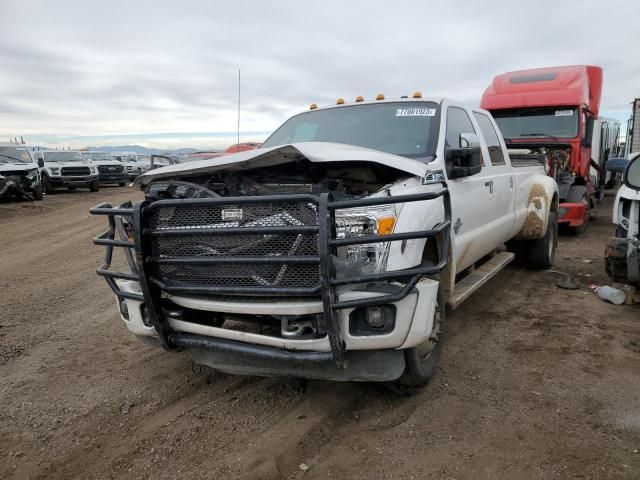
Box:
[447,252,515,309]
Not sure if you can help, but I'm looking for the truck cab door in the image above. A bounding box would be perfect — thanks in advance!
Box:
[472,111,516,244]
[443,106,497,272]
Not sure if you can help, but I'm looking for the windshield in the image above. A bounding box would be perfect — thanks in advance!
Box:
[83,152,112,161]
[492,107,579,139]
[113,154,137,163]
[44,151,86,162]
[262,101,440,159]
[0,146,32,164]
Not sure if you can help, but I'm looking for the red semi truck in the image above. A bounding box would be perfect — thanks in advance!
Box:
[481,65,603,233]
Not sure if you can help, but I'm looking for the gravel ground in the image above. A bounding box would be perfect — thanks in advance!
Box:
[0,187,639,480]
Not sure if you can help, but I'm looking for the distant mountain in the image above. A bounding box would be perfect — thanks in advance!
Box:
[84,144,211,155]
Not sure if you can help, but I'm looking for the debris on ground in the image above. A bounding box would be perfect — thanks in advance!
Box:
[120,400,135,414]
[590,285,626,305]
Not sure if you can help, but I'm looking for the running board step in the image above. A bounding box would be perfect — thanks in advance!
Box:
[448,252,515,310]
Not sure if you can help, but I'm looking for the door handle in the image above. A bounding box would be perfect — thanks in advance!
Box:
[484,180,494,194]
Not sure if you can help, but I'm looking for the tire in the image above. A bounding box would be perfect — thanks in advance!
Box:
[68,186,76,191]
[118,182,127,187]
[395,286,445,392]
[524,211,557,270]
[565,186,590,235]
[33,183,44,201]
[89,180,100,192]
[42,175,53,194]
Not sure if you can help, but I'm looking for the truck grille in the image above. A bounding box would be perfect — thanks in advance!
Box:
[61,166,90,176]
[98,165,124,174]
[146,199,321,293]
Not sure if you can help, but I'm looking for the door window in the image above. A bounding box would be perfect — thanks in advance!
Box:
[445,107,476,148]
[474,113,506,165]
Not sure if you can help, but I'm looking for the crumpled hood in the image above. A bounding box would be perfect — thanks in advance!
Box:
[0,163,37,173]
[134,142,430,187]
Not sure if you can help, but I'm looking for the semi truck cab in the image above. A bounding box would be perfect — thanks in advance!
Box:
[481,65,605,233]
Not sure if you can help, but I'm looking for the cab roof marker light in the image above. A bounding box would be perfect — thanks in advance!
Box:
[309,103,318,110]
[376,93,385,100]
[355,95,364,102]
[413,91,422,98]
[336,98,345,105]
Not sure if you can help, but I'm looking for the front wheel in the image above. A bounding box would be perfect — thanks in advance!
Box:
[89,180,100,192]
[33,183,44,201]
[118,182,127,187]
[42,175,53,194]
[396,287,445,391]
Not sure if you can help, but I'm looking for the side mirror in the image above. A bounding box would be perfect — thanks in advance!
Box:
[445,146,483,179]
[583,116,594,148]
[624,155,640,191]
[605,157,629,174]
[37,158,45,168]
[459,132,481,149]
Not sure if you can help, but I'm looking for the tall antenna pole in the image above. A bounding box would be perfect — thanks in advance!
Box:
[237,69,241,149]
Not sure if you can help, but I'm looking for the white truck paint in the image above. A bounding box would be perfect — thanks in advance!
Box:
[93,97,558,387]
[605,152,640,284]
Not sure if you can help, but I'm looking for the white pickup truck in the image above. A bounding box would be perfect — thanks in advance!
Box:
[92,95,558,389]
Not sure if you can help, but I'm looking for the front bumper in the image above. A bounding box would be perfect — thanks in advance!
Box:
[558,202,587,227]
[98,172,129,184]
[50,175,98,186]
[90,187,451,379]
[605,236,640,284]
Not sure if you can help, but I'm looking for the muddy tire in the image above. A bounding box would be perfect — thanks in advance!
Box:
[42,175,53,194]
[89,180,100,192]
[524,211,557,270]
[118,182,127,187]
[33,183,44,201]
[395,288,445,393]
[565,186,590,235]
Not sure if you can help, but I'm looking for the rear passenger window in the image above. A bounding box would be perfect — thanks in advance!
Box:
[474,113,506,165]
[445,107,476,148]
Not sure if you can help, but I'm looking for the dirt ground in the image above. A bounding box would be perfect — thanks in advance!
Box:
[1,187,639,480]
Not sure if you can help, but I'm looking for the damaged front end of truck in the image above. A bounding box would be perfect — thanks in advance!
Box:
[91,143,451,381]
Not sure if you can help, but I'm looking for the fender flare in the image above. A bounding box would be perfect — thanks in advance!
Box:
[516,176,559,240]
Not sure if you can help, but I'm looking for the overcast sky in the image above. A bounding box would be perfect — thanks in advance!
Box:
[1,0,639,149]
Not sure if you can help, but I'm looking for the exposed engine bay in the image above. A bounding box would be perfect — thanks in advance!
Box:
[0,171,39,200]
[507,146,571,178]
[143,159,409,201]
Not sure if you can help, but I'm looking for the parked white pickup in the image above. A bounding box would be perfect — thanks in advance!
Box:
[92,96,558,389]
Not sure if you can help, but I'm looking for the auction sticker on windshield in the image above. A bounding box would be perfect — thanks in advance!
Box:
[555,110,574,116]
[395,107,436,117]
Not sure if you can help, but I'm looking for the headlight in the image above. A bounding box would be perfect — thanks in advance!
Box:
[25,168,38,179]
[47,167,60,175]
[90,166,98,174]
[334,205,396,278]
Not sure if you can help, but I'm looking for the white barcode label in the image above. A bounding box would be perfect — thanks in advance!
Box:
[396,108,436,117]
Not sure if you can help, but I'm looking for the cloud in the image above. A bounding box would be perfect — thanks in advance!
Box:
[0,0,638,148]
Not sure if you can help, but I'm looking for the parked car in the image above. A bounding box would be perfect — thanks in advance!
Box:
[138,154,171,173]
[605,152,640,285]
[91,95,558,389]
[82,151,129,186]
[0,142,43,201]
[36,150,99,193]
[111,152,141,179]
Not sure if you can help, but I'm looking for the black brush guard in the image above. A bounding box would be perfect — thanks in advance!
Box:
[91,186,451,367]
